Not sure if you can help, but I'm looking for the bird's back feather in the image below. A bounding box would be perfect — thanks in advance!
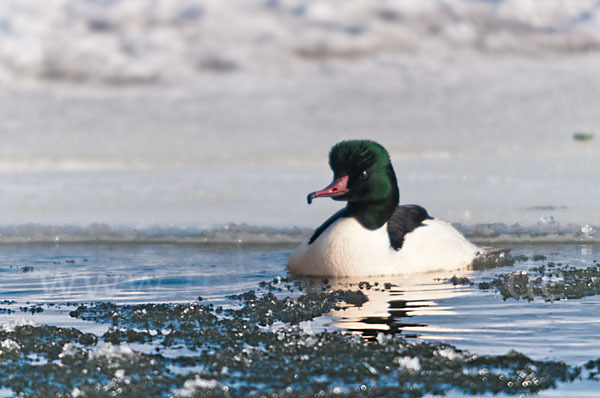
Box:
[387,205,432,250]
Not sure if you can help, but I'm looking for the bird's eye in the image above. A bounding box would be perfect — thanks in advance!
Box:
[360,170,368,179]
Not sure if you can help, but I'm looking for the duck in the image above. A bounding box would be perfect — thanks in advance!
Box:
[287,140,479,277]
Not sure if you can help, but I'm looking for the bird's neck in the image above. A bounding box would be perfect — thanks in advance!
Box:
[346,169,399,230]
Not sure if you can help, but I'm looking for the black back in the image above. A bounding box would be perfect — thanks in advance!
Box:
[387,205,432,250]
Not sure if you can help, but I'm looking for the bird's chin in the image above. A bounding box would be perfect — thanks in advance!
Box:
[331,196,348,202]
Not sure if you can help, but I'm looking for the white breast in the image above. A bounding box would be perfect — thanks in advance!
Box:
[287,217,478,277]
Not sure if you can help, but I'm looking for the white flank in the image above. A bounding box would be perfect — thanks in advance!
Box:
[287,217,478,276]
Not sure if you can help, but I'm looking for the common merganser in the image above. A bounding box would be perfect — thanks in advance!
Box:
[287,140,478,277]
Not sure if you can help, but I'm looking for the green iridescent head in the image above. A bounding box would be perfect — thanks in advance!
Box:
[307,140,400,229]
[307,140,399,228]
[308,140,398,203]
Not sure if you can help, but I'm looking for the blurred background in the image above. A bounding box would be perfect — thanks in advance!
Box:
[0,0,599,238]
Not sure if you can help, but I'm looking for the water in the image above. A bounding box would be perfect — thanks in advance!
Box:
[0,241,599,395]
[0,243,286,304]
[0,242,597,360]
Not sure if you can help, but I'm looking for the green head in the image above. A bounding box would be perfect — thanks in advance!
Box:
[308,140,400,228]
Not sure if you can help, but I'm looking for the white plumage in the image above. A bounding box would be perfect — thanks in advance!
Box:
[287,217,478,277]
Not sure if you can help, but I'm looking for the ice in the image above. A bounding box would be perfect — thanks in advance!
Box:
[0,339,20,351]
[88,342,134,361]
[0,319,35,332]
[395,356,421,371]
[0,1,599,234]
[2,1,600,83]
[173,376,219,397]
[1,54,600,231]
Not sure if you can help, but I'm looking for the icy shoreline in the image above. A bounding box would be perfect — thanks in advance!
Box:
[0,221,596,244]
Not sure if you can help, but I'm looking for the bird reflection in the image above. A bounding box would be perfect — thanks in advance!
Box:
[305,271,473,341]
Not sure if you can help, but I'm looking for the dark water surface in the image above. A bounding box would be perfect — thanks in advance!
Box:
[1,242,599,396]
